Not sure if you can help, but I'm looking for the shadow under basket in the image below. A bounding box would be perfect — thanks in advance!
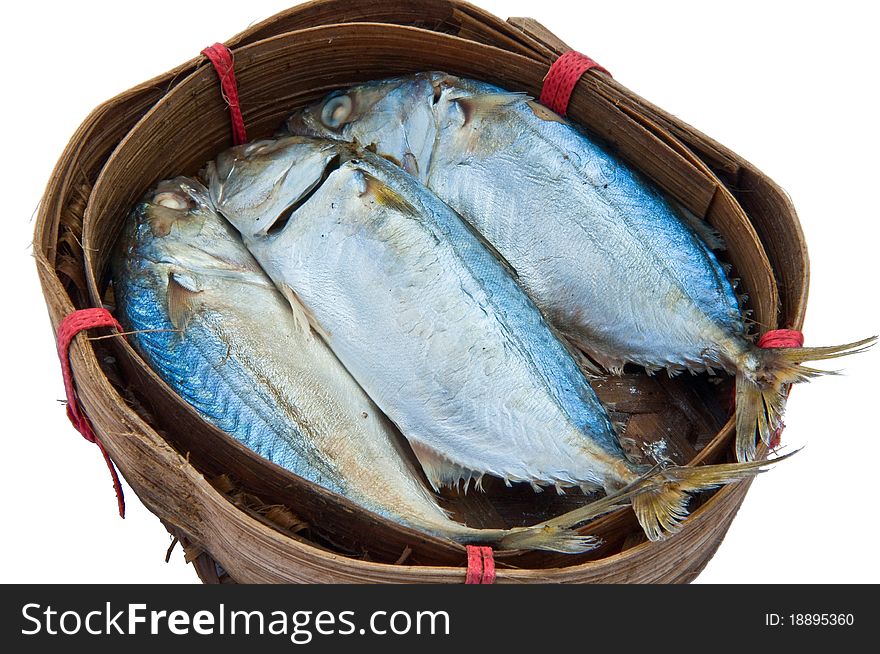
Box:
[34,0,808,584]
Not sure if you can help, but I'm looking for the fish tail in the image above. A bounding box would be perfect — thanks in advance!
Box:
[481,451,794,550]
[486,486,641,553]
[735,336,876,462]
[495,526,601,554]
[490,474,671,552]
[629,452,795,540]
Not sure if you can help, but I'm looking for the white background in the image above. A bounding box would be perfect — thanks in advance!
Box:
[2,0,877,584]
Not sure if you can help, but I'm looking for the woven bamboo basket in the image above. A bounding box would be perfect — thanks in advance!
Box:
[34,0,808,584]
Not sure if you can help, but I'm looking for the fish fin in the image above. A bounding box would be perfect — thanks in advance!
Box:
[495,526,600,554]
[666,364,686,378]
[558,333,605,377]
[457,455,794,553]
[493,479,647,552]
[529,451,796,542]
[629,453,797,540]
[457,454,788,553]
[526,100,568,124]
[504,473,664,552]
[453,92,530,126]
[674,201,727,251]
[735,336,877,461]
[279,284,330,341]
[357,171,419,216]
[167,273,202,330]
[409,440,484,493]
[452,521,601,554]
[563,333,625,376]
[402,152,420,177]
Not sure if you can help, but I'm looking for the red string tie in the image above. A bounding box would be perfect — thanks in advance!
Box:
[464,545,496,584]
[57,308,126,518]
[540,50,611,117]
[757,329,804,448]
[202,43,248,146]
[757,329,804,350]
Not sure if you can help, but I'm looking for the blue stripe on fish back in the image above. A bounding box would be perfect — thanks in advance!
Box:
[370,156,627,459]
[113,274,347,496]
[458,78,744,338]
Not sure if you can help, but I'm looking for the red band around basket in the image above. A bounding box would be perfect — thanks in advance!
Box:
[540,50,611,117]
[465,545,496,584]
[58,308,126,518]
[757,329,804,447]
[757,329,804,349]
[202,43,248,146]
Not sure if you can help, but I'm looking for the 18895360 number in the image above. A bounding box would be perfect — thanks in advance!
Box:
[790,614,854,626]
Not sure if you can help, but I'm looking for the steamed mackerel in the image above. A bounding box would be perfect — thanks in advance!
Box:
[284,73,875,461]
[208,138,785,540]
[112,177,602,552]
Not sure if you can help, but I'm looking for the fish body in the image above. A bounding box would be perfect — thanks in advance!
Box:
[208,138,781,540]
[284,73,875,460]
[285,73,743,374]
[112,177,597,551]
[209,139,635,493]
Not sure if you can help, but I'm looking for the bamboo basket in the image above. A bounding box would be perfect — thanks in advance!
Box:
[34,0,809,584]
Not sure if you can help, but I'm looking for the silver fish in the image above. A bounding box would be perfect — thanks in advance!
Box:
[284,72,875,462]
[208,138,783,541]
[112,176,605,552]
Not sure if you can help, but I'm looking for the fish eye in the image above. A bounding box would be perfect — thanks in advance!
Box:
[153,192,190,210]
[320,93,353,129]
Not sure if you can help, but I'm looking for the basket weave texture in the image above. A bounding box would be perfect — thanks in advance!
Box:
[34,0,809,584]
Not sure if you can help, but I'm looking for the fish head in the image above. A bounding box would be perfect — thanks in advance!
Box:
[117,177,266,302]
[207,136,353,242]
[284,73,449,181]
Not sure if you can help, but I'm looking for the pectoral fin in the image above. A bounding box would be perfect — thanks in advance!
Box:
[454,92,530,125]
[280,284,330,341]
[167,273,202,330]
[357,171,419,216]
[402,152,420,177]
[526,100,567,124]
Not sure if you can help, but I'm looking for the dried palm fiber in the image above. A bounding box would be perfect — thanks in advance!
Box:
[34,0,808,584]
